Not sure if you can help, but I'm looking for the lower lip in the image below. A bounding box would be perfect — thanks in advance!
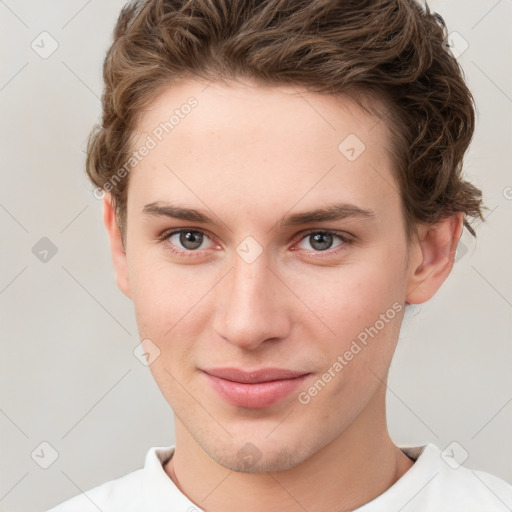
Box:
[204,372,310,409]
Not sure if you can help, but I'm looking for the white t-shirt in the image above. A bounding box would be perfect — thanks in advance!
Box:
[46,443,512,511]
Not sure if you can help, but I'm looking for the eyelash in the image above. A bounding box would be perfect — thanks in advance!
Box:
[157,228,353,259]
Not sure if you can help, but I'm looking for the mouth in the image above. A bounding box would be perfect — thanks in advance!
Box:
[202,367,311,409]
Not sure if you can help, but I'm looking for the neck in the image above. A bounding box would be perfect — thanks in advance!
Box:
[164,388,414,512]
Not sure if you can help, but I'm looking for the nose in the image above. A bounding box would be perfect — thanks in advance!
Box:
[212,252,292,351]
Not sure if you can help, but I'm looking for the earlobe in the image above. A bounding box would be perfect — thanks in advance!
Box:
[405,213,464,305]
[103,194,131,299]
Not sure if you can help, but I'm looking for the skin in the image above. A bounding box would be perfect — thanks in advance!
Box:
[103,78,463,512]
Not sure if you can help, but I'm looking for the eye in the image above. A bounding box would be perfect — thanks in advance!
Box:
[294,230,351,253]
[163,229,216,255]
[158,228,352,258]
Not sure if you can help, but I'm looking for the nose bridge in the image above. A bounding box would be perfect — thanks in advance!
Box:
[213,247,289,349]
[227,251,273,322]
[232,249,270,300]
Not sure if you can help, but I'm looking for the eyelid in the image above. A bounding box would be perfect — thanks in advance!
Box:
[158,227,219,256]
[291,228,354,245]
[158,227,353,257]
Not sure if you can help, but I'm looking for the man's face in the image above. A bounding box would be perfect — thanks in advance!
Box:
[121,79,414,472]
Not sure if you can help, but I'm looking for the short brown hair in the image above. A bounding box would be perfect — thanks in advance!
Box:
[86,0,485,246]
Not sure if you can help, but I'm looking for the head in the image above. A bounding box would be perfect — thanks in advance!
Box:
[89,0,485,472]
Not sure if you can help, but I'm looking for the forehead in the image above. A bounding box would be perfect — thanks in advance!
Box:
[128,79,400,228]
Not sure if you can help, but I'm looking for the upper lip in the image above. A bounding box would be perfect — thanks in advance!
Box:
[203,367,309,384]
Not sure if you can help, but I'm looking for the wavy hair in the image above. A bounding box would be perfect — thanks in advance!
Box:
[86,0,485,245]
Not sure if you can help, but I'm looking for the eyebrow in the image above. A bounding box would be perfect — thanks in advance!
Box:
[142,201,375,229]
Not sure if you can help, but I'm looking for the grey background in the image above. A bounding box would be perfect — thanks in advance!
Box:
[0,1,511,511]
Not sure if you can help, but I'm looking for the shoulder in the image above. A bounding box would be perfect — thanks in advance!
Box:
[404,444,512,510]
[425,444,512,504]
[360,444,512,511]
[46,467,146,512]
[432,461,512,508]
[45,446,177,512]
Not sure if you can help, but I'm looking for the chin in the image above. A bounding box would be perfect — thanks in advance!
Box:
[217,445,305,473]
[196,431,322,474]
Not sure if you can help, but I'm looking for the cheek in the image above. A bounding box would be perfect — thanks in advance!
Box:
[294,264,404,416]
[127,254,215,374]
[127,253,182,340]
[292,255,405,335]
[127,258,203,396]
[289,247,407,389]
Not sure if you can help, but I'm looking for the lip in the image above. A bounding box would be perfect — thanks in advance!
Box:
[202,367,310,409]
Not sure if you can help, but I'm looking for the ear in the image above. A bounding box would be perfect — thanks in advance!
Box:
[405,212,464,305]
[103,194,131,299]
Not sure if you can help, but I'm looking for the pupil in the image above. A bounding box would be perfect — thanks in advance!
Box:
[311,232,332,251]
[181,231,202,249]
